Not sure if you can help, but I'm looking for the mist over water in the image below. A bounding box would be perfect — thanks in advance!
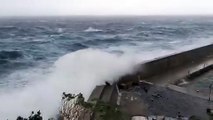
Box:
[0,16,213,119]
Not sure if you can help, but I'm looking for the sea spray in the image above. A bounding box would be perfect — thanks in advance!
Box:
[0,49,138,119]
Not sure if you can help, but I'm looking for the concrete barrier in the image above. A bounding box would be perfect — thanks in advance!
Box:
[89,44,213,104]
[88,84,118,105]
[88,85,105,102]
[119,44,213,84]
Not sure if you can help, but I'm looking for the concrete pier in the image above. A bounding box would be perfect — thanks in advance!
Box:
[88,84,117,105]
[118,44,213,86]
[88,44,213,119]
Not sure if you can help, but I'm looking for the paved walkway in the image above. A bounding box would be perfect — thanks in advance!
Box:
[119,84,213,120]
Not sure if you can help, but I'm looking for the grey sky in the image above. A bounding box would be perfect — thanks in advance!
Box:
[0,0,213,16]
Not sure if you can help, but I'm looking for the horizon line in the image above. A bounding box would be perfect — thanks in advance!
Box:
[1,14,213,18]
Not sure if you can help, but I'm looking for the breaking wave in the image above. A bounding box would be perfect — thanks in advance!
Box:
[0,49,139,119]
[0,26,18,30]
[84,27,103,32]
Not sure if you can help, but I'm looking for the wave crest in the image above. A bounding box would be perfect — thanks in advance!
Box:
[84,27,103,32]
[0,49,138,119]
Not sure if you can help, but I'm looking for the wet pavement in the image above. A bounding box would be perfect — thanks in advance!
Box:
[119,83,213,120]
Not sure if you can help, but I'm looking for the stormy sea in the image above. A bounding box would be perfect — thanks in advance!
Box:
[0,16,212,119]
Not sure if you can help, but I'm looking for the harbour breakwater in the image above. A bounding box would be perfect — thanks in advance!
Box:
[89,44,213,104]
[88,44,213,119]
[118,44,213,85]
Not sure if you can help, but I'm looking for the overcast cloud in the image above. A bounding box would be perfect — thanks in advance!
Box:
[0,0,213,16]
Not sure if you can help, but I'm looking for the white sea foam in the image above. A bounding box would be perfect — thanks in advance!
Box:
[84,27,103,32]
[0,26,16,29]
[0,49,139,119]
[168,40,181,44]
[57,28,63,33]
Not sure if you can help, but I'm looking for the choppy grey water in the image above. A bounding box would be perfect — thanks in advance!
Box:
[0,16,213,119]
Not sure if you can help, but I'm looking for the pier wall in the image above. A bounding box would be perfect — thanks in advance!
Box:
[89,44,213,104]
[119,44,213,83]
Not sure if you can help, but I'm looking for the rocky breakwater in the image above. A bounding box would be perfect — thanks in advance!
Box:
[60,92,93,120]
